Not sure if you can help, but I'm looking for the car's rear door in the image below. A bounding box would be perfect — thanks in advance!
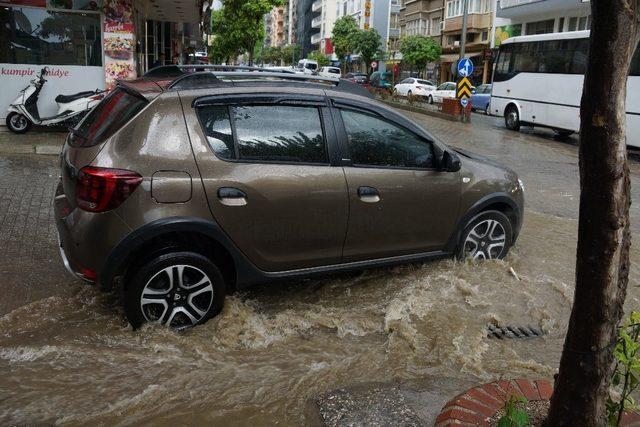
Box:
[331,99,461,262]
[185,93,349,272]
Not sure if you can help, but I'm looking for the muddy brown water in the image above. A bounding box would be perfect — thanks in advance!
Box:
[2,210,639,425]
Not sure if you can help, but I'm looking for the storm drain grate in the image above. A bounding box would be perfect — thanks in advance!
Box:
[486,324,545,339]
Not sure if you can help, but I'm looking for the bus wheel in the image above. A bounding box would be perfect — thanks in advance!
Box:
[505,105,520,131]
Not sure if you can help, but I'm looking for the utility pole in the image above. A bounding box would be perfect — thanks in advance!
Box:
[459,0,469,60]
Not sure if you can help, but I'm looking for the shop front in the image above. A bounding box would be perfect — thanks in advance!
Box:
[0,0,202,122]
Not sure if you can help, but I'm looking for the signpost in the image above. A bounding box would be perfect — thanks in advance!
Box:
[456,58,474,121]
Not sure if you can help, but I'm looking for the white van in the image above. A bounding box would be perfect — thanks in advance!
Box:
[297,59,319,75]
[318,66,341,79]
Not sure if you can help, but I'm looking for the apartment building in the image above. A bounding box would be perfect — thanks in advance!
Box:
[493,0,591,47]
[297,0,319,57]
[310,0,339,54]
[441,0,494,83]
[397,0,444,81]
[268,6,287,47]
[337,0,392,48]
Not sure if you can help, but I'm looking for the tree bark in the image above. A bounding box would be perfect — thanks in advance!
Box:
[546,1,639,425]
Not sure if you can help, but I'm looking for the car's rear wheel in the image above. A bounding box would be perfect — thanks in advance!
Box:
[124,251,226,329]
[456,210,513,261]
[505,105,520,131]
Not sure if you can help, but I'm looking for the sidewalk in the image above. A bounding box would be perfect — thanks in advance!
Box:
[0,126,66,155]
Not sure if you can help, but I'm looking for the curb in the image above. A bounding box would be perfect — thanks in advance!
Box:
[380,100,465,122]
[435,378,640,426]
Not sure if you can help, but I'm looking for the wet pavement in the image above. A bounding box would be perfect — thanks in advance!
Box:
[1,112,639,426]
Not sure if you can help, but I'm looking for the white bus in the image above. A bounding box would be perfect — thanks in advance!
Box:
[490,31,640,147]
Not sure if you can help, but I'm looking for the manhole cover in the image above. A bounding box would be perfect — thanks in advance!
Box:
[486,324,545,339]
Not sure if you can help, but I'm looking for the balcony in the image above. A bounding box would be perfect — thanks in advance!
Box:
[443,13,491,33]
[312,0,322,13]
[310,32,322,45]
[497,0,590,19]
[311,16,322,28]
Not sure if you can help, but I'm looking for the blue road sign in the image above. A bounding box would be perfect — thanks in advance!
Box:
[460,98,469,108]
[457,58,474,78]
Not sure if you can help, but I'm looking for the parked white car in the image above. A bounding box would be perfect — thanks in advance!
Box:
[297,59,319,75]
[427,81,458,104]
[318,66,341,79]
[393,78,436,98]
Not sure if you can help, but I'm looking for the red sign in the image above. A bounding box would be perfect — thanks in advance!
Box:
[6,0,46,6]
[325,38,333,55]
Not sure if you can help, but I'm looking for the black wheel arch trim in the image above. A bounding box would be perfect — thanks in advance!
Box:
[99,216,263,290]
[445,192,523,253]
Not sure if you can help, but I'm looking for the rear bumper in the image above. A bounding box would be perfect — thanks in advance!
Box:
[54,179,132,286]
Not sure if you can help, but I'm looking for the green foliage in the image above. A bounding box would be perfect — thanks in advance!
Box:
[209,0,284,64]
[399,35,441,70]
[331,16,359,61]
[262,46,282,65]
[353,28,382,73]
[307,51,331,67]
[280,44,301,65]
[607,311,640,426]
[498,394,529,427]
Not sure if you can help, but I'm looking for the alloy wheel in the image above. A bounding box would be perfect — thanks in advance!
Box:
[463,219,507,260]
[140,264,214,328]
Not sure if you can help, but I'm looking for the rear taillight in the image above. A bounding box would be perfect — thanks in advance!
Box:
[76,166,142,213]
[90,94,104,100]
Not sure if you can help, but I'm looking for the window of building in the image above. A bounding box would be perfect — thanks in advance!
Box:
[340,109,434,169]
[558,17,565,32]
[568,16,591,32]
[446,0,487,17]
[481,30,488,41]
[0,6,102,66]
[431,17,441,35]
[198,105,328,164]
[525,19,555,35]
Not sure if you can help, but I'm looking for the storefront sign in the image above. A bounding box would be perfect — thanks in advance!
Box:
[0,64,104,120]
[103,0,135,88]
[494,24,522,47]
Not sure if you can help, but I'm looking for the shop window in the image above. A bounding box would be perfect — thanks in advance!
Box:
[0,7,102,66]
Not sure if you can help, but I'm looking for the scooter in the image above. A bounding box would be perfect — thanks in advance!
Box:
[5,67,106,134]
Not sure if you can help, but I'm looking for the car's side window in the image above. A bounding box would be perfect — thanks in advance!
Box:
[196,104,328,164]
[196,105,235,159]
[340,109,435,169]
[437,83,447,90]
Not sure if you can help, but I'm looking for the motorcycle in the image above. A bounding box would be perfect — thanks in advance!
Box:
[5,67,106,134]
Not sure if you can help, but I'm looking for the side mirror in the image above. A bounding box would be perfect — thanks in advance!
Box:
[441,150,461,172]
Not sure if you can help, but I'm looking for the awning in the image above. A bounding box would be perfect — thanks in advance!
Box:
[440,53,484,63]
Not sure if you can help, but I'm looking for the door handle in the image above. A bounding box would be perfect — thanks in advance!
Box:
[357,186,380,203]
[217,187,247,206]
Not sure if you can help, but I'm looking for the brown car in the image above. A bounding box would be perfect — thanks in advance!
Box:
[55,68,524,329]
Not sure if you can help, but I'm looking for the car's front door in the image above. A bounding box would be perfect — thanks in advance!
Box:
[189,97,349,272]
[333,104,461,262]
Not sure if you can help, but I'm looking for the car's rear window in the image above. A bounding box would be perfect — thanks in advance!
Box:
[69,87,148,147]
[328,68,340,74]
[417,80,433,85]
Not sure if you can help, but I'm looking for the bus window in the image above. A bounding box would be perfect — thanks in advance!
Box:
[632,48,640,76]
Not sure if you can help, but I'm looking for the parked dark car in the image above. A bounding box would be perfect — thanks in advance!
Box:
[55,67,524,330]
[345,72,369,85]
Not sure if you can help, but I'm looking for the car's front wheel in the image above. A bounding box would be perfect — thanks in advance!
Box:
[124,251,226,329]
[456,210,513,261]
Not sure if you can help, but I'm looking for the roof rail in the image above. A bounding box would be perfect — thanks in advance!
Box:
[143,65,372,98]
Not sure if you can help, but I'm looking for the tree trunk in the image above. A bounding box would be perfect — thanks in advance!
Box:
[545,1,639,425]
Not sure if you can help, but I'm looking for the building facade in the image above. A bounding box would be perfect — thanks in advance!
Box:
[493,0,591,47]
[268,6,287,47]
[397,0,444,81]
[296,0,319,57]
[0,0,202,122]
[310,0,339,54]
[441,0,494,84]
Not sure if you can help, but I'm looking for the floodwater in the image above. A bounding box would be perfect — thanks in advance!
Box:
[2,210,639,425]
